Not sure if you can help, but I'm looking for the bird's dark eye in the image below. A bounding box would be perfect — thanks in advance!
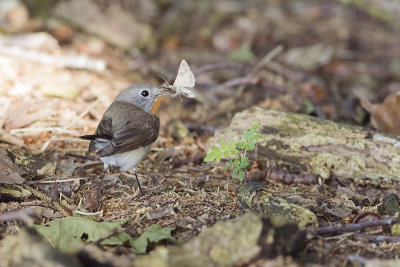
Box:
[140,90,149,97]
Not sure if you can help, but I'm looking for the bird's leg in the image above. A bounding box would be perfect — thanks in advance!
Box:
[134,170,144,196]
[96,168,107,199]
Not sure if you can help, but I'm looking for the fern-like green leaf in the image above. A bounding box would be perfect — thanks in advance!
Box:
[243,130,252,140]
[228,141,238,155]
[232,166,239,177]
[239,157,249,168]
[236,141,246,149]
[238,171,245,181]
[250,123,260,133]
[211,146,220,153]
[203,152,217,162]
[246,140,255,150]
[219,141,228,151]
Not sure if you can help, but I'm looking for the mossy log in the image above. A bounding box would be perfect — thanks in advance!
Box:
[134,213,306,267]
[209,106,400,182]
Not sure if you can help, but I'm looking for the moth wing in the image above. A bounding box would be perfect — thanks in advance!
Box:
[180,88,196,98]
[173,60,195,89]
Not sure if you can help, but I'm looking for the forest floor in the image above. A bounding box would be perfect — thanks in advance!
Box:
[1,0,400,266]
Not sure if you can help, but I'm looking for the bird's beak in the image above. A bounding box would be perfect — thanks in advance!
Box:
[154,86,175,99]
[150,86,172,115]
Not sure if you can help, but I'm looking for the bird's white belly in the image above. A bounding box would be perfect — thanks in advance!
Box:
[100,146,151,171]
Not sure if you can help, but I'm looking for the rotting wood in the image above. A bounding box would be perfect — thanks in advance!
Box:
[133,212,306,267]
[209,106,400,182]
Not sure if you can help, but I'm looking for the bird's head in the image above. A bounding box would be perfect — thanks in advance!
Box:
[114,82,171,115]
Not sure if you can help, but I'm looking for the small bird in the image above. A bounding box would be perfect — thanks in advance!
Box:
[80,82,171,194]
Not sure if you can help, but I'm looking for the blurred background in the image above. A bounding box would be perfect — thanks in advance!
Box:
[1,0,400,152]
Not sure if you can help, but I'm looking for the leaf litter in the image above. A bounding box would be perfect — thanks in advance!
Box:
[1,0,400,266]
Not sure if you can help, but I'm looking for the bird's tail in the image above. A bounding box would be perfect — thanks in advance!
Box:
[79,134,97,140]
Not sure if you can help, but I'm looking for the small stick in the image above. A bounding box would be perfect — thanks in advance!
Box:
[93,227,126,246]
[354,233,400,243]
[0,208,40,224]
[64,99,100,129]
[184,123,220,134]
[10,127,78,135]
[0,45,106,71]
[253,44,284,72]
[75,210,102,216]
[194,63,251,75]
[0,129,25,146]
[316,217,400,236]
[222,76,256,88]
[26,177,91,184]
[40,100,99,152]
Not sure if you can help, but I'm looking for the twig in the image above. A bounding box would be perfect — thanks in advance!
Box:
[0,45,106,71]
[184,123,220,134]
[64,152,97,161]
[0,98,10,128]
[353,233,400,243]
[75,210,102,216]
[26,177,91,185]
[194,63,251,76]
[42,137,84,142]
[0,129,25,146]
[0,208,40,224]
[10,127,78,135]
[253,44,284,72]
[184,201,214,208]
[316,217,400,236]
[93,228,127,246]
[41,100,99,152]
[213,44,303,103]
[65,99,100,129]
[258,77,300,98]
[222,76,256,88]
[234,44,284,97]
[267,169,318,185]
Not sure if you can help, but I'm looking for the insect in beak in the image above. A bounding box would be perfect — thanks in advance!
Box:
[159,86,176,97]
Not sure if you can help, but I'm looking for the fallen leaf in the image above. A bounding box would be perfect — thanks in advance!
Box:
[35,217,131,253]
[130,224,176,254]
[229,43,255,62]
[35,217,176,255]
[40,84,81,100]
[360,92,400,134]
[285,44,336,71]
[300,81,326,103]
[0,148,25,184]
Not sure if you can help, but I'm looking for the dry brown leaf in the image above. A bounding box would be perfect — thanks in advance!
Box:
[300,81,326,103]
[360,92,400,134]
[3,102,54,132]
[258,94,300,113]
[0,148,25,184]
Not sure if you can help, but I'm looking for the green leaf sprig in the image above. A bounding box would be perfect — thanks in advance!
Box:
[204,123,261,181]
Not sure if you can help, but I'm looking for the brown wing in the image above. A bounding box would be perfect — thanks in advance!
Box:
[84,101,160,157]
[97,121,159,157]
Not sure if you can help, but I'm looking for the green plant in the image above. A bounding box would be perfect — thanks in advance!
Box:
[204,123,261,181]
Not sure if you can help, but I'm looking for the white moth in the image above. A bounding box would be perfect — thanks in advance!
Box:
[169,59,196,98]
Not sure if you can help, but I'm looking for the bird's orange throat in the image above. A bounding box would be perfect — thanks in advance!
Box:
[150,96,163,115]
